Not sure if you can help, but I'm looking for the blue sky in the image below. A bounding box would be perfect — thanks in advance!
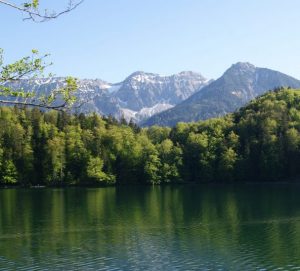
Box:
[1,0,299,82]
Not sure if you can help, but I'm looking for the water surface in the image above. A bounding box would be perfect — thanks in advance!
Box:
[1,184,300,270]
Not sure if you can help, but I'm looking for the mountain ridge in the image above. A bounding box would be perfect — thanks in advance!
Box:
[143,63,300,126]
[4,70,209,123]
[4,63,300,127]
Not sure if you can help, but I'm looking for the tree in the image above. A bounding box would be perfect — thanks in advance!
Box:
[158,139,183,182]
[1,160,18,184]
[46,134,66,183]
[144,154,161,184]
[217,147,237,181]
[64,125,88,183]
[0,0,83,22]
[87,156,115,185]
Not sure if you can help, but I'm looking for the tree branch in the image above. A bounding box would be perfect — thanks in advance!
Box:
[1,49,78,111]
[0,99,67,111]
[0,0,84,22]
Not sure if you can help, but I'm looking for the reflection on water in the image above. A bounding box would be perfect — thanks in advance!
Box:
[1,184,300,270]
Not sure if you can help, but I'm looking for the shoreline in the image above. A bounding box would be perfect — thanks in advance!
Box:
[2,180,300,189]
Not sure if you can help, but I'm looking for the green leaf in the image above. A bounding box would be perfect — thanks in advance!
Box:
[32,0,39,9]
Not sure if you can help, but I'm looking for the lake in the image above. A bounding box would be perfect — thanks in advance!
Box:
[1,184,300,270]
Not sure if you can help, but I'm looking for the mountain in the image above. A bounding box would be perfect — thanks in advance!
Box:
[5,71,209,122]
[143,62,300,126]
[101,71,209,121]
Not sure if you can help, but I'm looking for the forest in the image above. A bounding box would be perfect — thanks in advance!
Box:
[1,88,300,186]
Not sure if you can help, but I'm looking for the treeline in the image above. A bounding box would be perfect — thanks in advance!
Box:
[1,88,300,186]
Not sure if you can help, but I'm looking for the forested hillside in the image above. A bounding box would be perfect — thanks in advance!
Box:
[1,88,300,186]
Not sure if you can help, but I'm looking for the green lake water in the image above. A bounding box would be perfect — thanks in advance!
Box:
[1,184,300,270]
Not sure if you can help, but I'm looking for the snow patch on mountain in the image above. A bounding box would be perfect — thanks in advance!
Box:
[106,84,122,93]
[138,103,174,118]
[120,103,174,122]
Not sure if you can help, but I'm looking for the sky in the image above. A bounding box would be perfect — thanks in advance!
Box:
[1,0,300,83]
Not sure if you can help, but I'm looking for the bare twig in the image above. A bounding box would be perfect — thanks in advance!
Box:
[0,0,84,22]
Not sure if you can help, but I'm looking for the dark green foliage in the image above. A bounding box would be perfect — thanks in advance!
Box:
[1,88,300,185]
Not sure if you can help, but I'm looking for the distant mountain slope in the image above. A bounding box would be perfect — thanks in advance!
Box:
[143,63,300,126]
[5,71,209,122]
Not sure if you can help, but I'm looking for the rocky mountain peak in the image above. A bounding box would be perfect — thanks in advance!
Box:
[143,63,300,126]
[124,71,159,83]
[225,62,256,75]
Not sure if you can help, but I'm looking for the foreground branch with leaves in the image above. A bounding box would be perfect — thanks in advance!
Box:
[0,49,78,111]
[0,0,82,109]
